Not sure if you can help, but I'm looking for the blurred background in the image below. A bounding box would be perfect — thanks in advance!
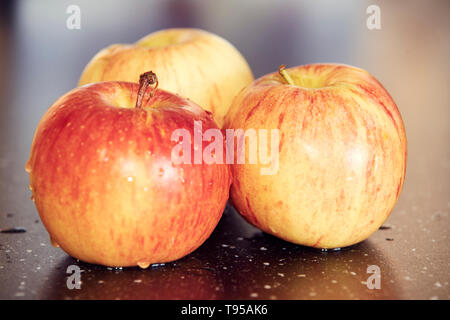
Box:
[0,0,449,299]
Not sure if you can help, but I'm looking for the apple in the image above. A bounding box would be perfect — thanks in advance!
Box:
[225,64,407,249]
[78,28,254,128]
[26,72,231,267]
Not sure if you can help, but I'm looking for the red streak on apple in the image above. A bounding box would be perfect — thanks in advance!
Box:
[356,83,399,131]
[312,235,324,248]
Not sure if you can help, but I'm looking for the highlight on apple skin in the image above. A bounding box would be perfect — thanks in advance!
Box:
[26,73,232,268]
[225,63,407,249]
[79,28,254,128]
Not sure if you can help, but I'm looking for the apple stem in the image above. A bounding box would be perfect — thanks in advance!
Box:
[135,71,159,109]
[278,64,295,86]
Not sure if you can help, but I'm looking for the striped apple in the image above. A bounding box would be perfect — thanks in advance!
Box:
[79,28,254,128]
[27,72,231,267]
[225,64,407,249]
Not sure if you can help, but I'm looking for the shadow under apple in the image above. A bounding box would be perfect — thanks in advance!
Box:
[39,204,399,299]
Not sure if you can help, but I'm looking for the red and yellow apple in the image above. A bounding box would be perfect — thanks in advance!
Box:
[26,72,231,267]
[225,64,407,249]
[79,28,254,127]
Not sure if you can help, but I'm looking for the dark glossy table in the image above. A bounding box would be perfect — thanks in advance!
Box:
[0,0,449,300]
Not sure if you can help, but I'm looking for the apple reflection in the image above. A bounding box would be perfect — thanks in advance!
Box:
[40,204,398,300]
[41,256,224,300]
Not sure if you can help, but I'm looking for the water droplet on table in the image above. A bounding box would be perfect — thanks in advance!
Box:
[137,261,150,269]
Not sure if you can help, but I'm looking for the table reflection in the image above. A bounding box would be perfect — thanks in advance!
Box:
[39,205,398,300]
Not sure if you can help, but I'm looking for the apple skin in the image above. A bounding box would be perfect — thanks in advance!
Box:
[225,64,407,249]
[26,81,231,267]
[78,28,254,128]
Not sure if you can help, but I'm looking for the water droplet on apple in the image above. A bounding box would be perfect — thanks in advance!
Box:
[127,176,134,182]
[179,168,185,183]
[50,237,60,248]
[137,261,150,269]
[158,168,164,177]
